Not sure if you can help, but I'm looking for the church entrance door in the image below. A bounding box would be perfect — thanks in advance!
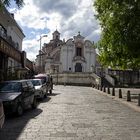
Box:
[75,63,82,72]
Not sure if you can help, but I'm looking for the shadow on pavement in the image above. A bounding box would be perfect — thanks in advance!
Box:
[38,93,61,104]
[48,92,61,96]
[0,108,42,140]
[38,96,51,103]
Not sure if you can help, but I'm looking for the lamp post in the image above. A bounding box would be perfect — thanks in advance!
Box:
[38,35,47,73]
[39,35,47,51]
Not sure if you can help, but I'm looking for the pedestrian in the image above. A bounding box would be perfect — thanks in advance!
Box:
[50,76,53,90]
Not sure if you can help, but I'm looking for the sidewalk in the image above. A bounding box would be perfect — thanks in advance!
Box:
[96,87,140,112]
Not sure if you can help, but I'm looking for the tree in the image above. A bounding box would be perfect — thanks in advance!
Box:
[0,0,24,8]
[94,0,140,69]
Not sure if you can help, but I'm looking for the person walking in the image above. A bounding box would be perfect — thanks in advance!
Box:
[50,76,53,90]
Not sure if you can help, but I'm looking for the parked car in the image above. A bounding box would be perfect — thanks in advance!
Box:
[34,74,52,94]
[30,79,47,99]
[0,80,37,116]
[0,99,4,129]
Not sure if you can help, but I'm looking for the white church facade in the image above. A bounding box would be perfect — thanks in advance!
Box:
[36,30,97,75]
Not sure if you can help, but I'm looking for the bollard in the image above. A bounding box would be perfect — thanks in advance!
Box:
[103,86,106,92]
[112,87,115,96]
[127,90,131,101]
[138,94,140,106]
[95,84,97,89]
[119,89,122,98]
[100,86,103,91]
[97,85,100,90]
[107,87,110,94]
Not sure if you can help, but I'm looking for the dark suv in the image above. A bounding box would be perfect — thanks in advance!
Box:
[34,74,52,95]
[0,80,37,116]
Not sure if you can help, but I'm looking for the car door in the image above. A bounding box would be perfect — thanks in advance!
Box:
[40,80,46,94]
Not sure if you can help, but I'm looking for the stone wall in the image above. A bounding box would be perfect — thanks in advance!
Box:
[108,69,140,87]
[51,72,101,86]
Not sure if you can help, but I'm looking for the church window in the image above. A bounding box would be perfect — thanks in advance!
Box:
[76,47,82,56]
[56,35,59,39]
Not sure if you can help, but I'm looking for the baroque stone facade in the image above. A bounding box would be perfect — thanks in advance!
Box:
[36,30,97,74]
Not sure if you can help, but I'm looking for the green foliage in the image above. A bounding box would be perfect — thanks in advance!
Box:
[0,0,24,8]
[94,0,140,69]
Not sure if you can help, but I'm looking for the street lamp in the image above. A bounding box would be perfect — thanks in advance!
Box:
[37,34,47,73]
[38,35,48,51]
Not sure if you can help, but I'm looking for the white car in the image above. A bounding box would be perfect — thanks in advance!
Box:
[0,99,5,129]
[31,79,47,99]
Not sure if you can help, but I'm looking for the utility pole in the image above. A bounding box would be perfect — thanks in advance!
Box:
[38,35,47,73]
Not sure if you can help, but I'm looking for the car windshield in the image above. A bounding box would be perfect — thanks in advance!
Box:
[31,80,41,86]
[0,82,22,93]
[34,77,47,84]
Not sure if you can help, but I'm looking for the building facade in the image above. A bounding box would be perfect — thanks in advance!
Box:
[36,30,97,74]
[0,7,33,81]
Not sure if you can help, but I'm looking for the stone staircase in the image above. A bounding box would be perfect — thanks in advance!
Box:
[101,76,114,87]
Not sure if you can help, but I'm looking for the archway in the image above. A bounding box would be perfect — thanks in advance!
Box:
[75,63,82,72]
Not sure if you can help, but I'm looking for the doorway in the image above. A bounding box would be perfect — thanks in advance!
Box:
[75,63,82,72]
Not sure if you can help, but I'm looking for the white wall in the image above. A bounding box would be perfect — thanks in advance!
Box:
[67,46,73,71]
[84,47,96,72]
[60,45,67,71]
[52,73,91,85]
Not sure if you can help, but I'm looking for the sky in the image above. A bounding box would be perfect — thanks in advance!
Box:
[8,0,101,61]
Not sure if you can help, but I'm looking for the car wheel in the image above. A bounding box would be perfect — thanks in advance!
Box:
[44,92,47,98]
[32,97,37,109]
[39,91,44,100]
[16,104,23,116]
[44,89,48,98]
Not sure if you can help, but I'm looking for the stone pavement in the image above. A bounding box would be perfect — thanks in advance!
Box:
[0,85,140,140]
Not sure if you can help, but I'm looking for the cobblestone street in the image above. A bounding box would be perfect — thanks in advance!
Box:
[0,85,140,140]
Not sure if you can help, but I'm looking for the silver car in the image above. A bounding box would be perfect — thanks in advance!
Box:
[0,99,5,129]
[31,79,47,99]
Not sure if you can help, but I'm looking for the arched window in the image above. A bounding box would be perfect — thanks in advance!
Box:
[76,47,82,56]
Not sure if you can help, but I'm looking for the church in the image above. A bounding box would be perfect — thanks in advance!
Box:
[35,30,140,87]
[36,30,97,74]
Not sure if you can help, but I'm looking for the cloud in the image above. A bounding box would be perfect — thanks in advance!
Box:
[9,0,101,60]
[34,0,78,19]
[22,38,39,61]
